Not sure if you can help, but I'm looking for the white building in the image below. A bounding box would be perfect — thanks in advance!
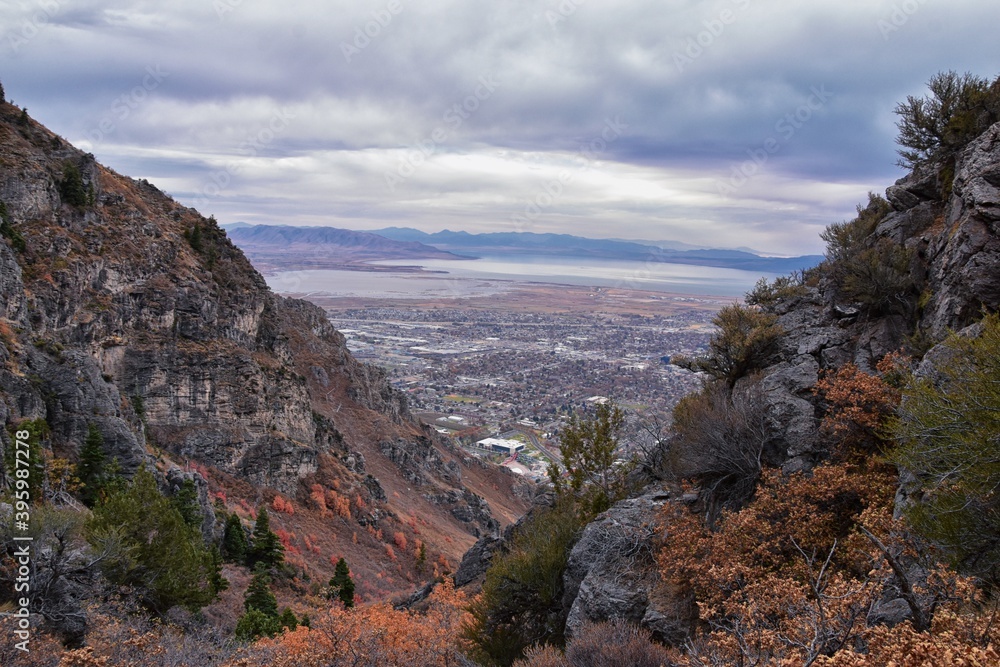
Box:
[476,437,526,456]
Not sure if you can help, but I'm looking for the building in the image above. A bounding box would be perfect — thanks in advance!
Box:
[476,437,526,456]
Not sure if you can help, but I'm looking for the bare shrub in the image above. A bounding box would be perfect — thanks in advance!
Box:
[565,620,673,667]
[668,378,776,520]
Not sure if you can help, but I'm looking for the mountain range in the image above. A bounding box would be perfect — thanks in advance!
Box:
[223,223,823,275]
[367,227,823,273]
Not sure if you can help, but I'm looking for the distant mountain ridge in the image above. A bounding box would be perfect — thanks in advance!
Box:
[368,227,824,274]
[223,224,468,272]
[226,224,467,258]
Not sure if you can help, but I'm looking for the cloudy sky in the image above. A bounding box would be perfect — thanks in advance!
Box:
[3,0,997,255]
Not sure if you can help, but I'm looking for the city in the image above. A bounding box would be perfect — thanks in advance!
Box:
[317,284,725,479]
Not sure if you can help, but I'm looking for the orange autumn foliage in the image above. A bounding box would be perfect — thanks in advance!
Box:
[247,578,471,667]
[309,484,328,516]
[326,490,351,519]
[813,352,907,456]
[393,531,407,551]
[271,495,295,515]
[658,462,999,666]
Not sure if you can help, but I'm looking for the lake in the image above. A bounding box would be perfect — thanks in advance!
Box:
[264,254,780,299]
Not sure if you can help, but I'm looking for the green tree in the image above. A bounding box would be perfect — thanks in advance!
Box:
[58,162,89,208]
[674,304,783,387]
[86,467,220,612]
[77,423,106,507]
[465,501,584,666]
[329,557,355,609]
[890,312,1000,582]
[208,544,229,594]
[470,403,644,664]
[222,513,248,563]
[186,221,203,253]
[244,564,279,617]
[415,541,427,571]
[895,71,1000,173]
[234,564,282,641]
[234,608,282,642]
[278,607,299,631]
[548,401,634,519]
[171,478,202,530]
[247,506,284,569]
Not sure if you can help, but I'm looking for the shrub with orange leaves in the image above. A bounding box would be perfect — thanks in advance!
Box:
[658,461,998,666]
[247,578,471,667]
[271,495,295,515]
[326,490,351,519]
[393,531,407,551]
[309,484,328,516]
[813,352,908,457]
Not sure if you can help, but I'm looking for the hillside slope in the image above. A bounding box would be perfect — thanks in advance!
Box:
[0,102,529,607]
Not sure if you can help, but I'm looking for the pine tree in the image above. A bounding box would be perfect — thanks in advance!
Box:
[247,506,284,569]
[222,514,248,563]
[86,467,217,612]
[171,478,202,530]
[208,545,229,595]
[329,557,355,608]
[58,162,88,208]
[78,423,106,507]
[416,541,427,571]
[187,221,203,252]
[244,564,278,616]
[279,607,299,631]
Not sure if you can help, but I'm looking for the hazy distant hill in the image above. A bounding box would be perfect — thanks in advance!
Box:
[225,224,469,272]
[368,227,823,273]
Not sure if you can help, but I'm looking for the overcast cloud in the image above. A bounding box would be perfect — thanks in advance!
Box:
[3,0,997,254]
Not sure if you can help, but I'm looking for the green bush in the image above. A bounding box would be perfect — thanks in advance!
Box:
[889,312,1000,582]
[464,501,585,666]
[234,607,282,642]
[895,71,1000,176]
[58,162,90,209]
[0,200,26,253]
[674,304,783,387]
[744,271,808,308]
[820,193,915,315]
[86,467,223,613]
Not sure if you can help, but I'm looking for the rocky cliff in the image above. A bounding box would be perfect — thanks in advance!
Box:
[0,102,528,589]
[458,120,1000,640]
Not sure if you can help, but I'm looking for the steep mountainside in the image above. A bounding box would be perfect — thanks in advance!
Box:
[0,102,529,595]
